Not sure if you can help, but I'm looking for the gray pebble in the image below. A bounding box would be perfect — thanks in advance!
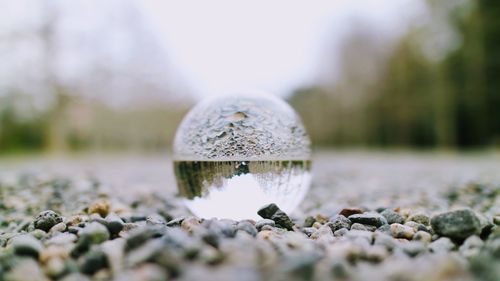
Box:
[257,203,280,219]
[78,222,110,244]
[146,214,167,226]
[47,232,78,245]
[430,209,481,240]
[4,258,46,281]
[429,237,456,253]
[79,248,108,275]
[10,234,43,258]
[34,210,63,232]
[271,210,294,231]
[381,209,404,224]
[350,223,367,231]
[30,229,47,240]
[374,233,397,251]
[260,225,275,231]
[333,228,349,237]
[255,219,275,231]
[165,217,185,227]
[376,224,391,235]
[401,241,427,257]
[407,213,430,225]
[125,226,166,251]
[329,215,351,232]
[105,213,125,235]
[237,221,258,237]
[493,216,500,226]
[60,273,91,281]
[303,216,315,227]
[345,230,373,244]
[459,235,484,257]
[302,227,316,237]
[348,213,388,228]
[310,224,334,241]
[126,239,164,267]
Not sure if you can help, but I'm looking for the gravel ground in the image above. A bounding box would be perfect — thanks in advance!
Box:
[0,151,499,281]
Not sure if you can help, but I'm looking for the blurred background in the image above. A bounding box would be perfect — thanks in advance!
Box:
[0,0,499,155]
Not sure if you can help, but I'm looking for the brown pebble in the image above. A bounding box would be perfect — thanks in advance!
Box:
[181,217,201,233]
[339,207,363,217]
[88,201,110,217]
[314,214,329,224]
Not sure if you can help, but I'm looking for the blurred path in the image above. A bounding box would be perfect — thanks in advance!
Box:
[1,150,499,215]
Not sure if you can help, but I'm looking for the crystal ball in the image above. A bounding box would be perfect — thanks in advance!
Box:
[173,94,311,220]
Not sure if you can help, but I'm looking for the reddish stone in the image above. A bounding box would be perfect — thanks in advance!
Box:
[339,207,363,217]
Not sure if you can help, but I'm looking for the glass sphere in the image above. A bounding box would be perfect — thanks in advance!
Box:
[173,94,311,220]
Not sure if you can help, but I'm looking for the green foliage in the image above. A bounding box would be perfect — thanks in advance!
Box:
[0,100,48,153]
[290,0,500,148]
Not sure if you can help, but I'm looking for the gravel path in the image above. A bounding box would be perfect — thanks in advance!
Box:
[0,151,499,281]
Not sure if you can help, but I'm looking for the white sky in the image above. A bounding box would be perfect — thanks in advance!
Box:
[139,0,425,98]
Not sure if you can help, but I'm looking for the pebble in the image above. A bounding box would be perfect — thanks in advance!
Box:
[364,245,389,262]
[376,224,391,235]
[339,207,363,217]
[329,215,351,232]
[4,258,47,281]
[181,217,201,233]
[348,213,388,228]
[40,245,69,264]
[1,171,499,281]
[257,203,280,219]
[65,215,87,227]
[88,201,110,217]
[165,217,185,227]
[333,228,349,237]
[255,219,275,231]
[257,204,294,230]
[104,213,125,235]
[401,241,427,257]
[34,210,63,232]
[146,214,167,226]
[350,223,367,231]
[60,273,91,281]
[101,239,125,275]
[407,213,430,225]
[374,233,397,251]
[45,257,66,278]
[310,224,334,242]
[413,231,432,243]
[49,222,67,233]
[31,229,48,240]
[125,226,166,251]
[429,237,456,253]
[271,211,294,230]
[10,234,44,258]
[493,216,500,225]
[302,227,316,237]
[430,209,481,240]
[345,230,373,244]
[78,222,110,244]
[459,235,484,257]
[381,209,404,224]
[390,223,415,239]
[303,216,315,227]
[80,248,108,275]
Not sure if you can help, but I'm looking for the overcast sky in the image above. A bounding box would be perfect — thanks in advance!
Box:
[139,0,425,98]
[0,0,427,105]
